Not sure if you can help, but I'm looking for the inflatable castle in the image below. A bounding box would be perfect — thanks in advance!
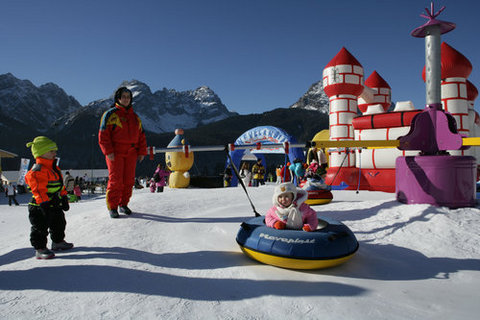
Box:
[323,43,479,193]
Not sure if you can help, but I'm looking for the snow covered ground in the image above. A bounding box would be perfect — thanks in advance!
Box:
[1,184,479,319]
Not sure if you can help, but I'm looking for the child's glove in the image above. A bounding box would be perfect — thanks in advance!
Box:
[61,196,70,212]
[303,224,313,232]
[274,221,286,230]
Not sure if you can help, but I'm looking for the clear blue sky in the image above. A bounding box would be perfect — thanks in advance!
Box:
[0,0,478,114]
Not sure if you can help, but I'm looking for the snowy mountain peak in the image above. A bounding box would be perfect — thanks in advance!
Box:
[119,79,153,99]
[0,73,82,131]
[192,86,216,100]
[73,80,237,134]
[289,81,330,114]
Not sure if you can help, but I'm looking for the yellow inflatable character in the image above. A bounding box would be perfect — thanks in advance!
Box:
[165,128,194,188]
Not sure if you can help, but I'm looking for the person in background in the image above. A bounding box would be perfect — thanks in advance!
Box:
[64,171,75,195]
[223,165,233,187]
[280,162,291,183]
[5,182,19,206]
[83,173,89,189]
[267,172,274,183]
[289,159,306,186]
[239,162,251,187]
[98,87,147,218]
[73,183,82,200]
[24,136,73,259]
[317,148,328,179]
[251,158,265,187]
[151,163,170,192]
[276,165,282,184]
[306,147,319,165]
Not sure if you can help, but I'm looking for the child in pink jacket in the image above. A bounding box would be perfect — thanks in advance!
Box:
[150,164,170,193]
[265,182,318,232]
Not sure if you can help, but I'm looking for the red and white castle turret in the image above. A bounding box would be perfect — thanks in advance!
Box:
[467,80,478,124]
[422,42,472,155]
[322,47,364,170]
[352,70,419,191]
[322,51,426,191]
[467,80,479,166]
[358,71,392,114]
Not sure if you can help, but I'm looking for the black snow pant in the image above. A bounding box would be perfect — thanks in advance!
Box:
[28,204,66,250]
[8,195,19,206]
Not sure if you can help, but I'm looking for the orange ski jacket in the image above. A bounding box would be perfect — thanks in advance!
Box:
[25,157,67,205]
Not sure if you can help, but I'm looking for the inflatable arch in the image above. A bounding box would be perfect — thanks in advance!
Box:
[227,126,304,187]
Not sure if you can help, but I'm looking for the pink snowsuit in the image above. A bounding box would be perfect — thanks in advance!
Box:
[265,184,318,231]
[150,168,170,192]
[266,203,318,231]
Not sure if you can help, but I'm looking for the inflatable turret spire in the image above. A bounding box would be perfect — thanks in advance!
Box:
[358,71,391,114]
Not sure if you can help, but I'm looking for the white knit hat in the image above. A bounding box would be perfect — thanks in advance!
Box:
[272,182,308,207]
[272,182,308,230]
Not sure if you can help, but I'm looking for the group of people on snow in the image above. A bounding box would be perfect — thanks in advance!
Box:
[63,171,88,201]
[227,146,328,189]
[23,87,147,259]
[225,158,266,188]
[20,86,323,260]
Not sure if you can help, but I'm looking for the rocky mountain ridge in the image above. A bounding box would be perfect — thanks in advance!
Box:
[0,73,331,173]
[288,81,330,113]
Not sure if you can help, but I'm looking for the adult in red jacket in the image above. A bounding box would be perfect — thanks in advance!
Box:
[99,87,147,218]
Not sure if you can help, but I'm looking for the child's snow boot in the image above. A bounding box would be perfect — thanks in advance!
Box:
[36,248,55,259]
[51,241,74,251]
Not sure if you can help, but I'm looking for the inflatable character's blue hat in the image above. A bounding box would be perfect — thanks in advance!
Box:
[167,128,188,147]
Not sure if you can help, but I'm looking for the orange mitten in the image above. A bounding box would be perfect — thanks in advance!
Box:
[302,224,312,232]
[274,221,286,230]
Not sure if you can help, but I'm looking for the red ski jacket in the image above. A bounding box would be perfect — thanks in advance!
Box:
[98,103,147,157]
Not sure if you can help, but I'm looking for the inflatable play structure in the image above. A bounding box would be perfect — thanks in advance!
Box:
[227,126,305,187]
[302,183,333,205]
[236,214,358,269]
[303,188,333,205]
[317,3,478,208]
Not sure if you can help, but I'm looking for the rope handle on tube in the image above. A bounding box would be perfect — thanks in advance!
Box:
[356,148,362,194]
[328,148,349,187]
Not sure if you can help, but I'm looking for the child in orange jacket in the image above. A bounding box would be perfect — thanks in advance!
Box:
[25,136,73,259]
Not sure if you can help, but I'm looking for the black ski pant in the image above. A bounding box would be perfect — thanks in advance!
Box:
[28,205,66,249]
[8,196,19,206]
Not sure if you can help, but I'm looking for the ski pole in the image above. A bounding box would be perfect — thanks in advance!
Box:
[224,146,261,217]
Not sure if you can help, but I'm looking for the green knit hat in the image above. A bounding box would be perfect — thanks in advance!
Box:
[26,136,58,158]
